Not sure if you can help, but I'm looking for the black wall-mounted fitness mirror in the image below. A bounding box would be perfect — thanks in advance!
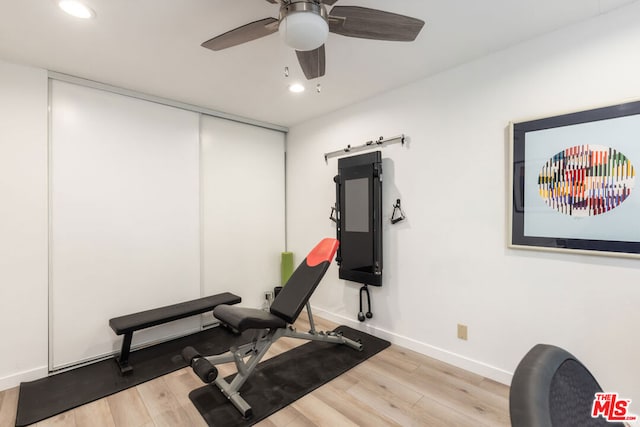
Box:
[334,151,383,286]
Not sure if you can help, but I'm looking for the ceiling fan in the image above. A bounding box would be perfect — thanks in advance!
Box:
[201,0,425,80]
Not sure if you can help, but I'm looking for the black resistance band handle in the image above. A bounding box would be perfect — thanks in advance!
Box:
[358,285,373,322]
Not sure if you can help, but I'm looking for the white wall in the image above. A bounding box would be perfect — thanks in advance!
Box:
[0,61,48,389]
[286,2,640,403]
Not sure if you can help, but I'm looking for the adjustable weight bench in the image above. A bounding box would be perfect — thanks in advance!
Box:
[109,292,241,374]
[181,238,363,419]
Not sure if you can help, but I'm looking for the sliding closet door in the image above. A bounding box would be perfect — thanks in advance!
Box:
[50,81,200,369]
[201,116,285,314]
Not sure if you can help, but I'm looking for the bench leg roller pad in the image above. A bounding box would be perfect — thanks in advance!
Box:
[192,358,218,383]
[181,346,202,365]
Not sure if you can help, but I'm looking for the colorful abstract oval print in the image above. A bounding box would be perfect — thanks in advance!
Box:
[538,145,635,216]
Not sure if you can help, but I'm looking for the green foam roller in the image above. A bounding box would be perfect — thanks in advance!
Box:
[281,252,294,286]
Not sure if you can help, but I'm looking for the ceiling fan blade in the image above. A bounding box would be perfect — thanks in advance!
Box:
[264,0,278,3]
[329,6,424,42]
[201,18,279,51]
[323,0,339,5]
[296,45,326,80]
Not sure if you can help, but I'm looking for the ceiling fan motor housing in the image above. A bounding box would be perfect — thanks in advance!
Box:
[279,1,329,51]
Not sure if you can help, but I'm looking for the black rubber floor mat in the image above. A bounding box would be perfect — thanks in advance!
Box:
[15,327,253,426]
[189,326,390,426]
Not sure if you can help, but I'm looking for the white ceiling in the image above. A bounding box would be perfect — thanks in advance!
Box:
[0,0,636,127]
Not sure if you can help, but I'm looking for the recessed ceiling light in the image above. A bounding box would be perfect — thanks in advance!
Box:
[57,0,95,19]
[289,83,305,93]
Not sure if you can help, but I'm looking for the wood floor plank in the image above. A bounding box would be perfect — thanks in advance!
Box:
[265,336,302,359]
[346,381,416,426]
[411,395,491,427]
[408,364,510,426]
[346,346,511,426]
[106,388,153,427]
[291,394,359,427]
[381,344,487,387]
[164,368,204,400]
[414,364,510,425]
[420,354,487,386]
[162,369,208,427]
[313,382,403,427]
[381,343,427,362]
[0,387,18,427]
[350,358,425,406]
[253,418,278,427]
[283,415,318,427]
[324,369,359,391]
[35,411,76,427]
[372,345,423,373]
[479,377,510,399]
[72,399,115,427]
[261,405,305,426]
[216,361,237,378]
[137,376,197,427]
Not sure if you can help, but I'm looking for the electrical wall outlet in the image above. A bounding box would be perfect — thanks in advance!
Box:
[457,324,468,341]
[262,290,274,311]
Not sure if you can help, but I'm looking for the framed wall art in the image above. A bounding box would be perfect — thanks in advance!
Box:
[509,100,640,257]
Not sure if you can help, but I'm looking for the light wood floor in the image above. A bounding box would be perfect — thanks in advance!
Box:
[0,315,510,427]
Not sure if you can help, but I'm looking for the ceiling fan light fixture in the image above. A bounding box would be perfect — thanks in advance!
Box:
[57,0,95,19]
[200,3,426,81]
[279,2,328,51]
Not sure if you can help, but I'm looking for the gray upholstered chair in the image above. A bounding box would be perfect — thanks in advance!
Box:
[509,344,625,427]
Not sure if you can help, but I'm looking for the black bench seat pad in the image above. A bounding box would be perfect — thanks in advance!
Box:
[109,292,241,335]
[213,305,287,332]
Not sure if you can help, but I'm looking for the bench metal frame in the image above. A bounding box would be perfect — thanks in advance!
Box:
[198,303,362,418]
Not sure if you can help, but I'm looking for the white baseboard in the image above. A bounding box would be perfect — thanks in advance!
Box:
[0,325,215,392]
[311,305,513,386]
[0,365,48,392]
[0,312,513,393]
